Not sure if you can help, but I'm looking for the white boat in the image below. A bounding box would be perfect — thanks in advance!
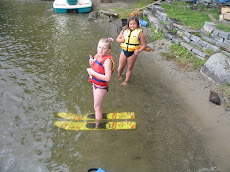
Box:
[53,0,92,13]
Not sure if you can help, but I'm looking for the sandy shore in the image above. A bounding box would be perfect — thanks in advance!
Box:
[143,39,230,171]
[93,1,230,170]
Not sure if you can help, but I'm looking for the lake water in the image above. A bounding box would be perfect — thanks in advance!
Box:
[0,0,217,171]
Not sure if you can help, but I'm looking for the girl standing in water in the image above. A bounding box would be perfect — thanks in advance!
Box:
[116,16,146,85]
[87,38,115,128]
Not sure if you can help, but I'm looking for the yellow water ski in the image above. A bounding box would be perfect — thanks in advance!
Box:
[54,121,136,130]
[57,112,135,120]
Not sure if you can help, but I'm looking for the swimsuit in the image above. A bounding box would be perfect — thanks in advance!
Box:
[93,83,108,92]
[121,48,134,58]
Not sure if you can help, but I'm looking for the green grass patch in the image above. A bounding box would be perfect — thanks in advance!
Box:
[151,26,165,41]
[162,44,206,69]
[208,9,219,20]
[108,0,156,19]
[132,0,154,9]
[193,58,206,68]
[110,8,133,19]
[216,22,230,32]
[143,15,151,27]
[171,1,188,6]
[162,3,211,30]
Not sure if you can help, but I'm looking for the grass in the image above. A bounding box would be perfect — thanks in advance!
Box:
[108,0,154,19]
[162,44,206,70]
[151,26,165,41]
[216,22,230,32]
[162,2,230,32]
[132,0,154,9]
[162,3,211,30]
[109,8,133,19]
[208,9,219,20]
[143,15,151,27]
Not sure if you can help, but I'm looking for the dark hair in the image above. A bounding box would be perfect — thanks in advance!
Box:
[123,16,140,30]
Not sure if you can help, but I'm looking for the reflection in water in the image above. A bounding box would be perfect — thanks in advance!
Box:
[0,0,217,172]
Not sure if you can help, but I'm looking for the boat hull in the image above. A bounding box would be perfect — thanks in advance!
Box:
[53,0,92,13]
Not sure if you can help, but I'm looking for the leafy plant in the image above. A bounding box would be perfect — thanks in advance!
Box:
[143,15,151,28]
[151,26,165,41]
[193,32,200,37]
[193,58,206,69]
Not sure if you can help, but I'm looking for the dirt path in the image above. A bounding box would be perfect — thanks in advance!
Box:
[93,1,230,171]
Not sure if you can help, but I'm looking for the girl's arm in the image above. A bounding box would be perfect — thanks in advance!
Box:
[89,55,94,66]
[134,32,146,55]
[87,59,112,82]
[116,30,125,44]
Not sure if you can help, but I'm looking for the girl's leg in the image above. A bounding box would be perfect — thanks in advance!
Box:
[121,54,138,85]
[117,52,127,80]
[93,86,107,127]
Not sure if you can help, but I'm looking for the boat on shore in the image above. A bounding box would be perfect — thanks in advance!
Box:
[53,0,92,13]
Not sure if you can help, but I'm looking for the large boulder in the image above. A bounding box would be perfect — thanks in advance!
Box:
[200,53,230,85]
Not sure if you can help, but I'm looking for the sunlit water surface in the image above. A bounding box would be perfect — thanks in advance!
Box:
[0,0,217,171]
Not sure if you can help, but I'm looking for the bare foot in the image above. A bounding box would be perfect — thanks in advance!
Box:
[118,75,122,80]
[121,81,128,86]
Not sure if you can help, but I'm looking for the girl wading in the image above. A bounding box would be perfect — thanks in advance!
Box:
[116,16,146,85]
[87,38,115,128]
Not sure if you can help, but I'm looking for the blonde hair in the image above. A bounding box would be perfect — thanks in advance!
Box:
[99,38,114,49]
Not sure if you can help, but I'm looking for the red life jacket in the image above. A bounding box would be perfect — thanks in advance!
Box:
[89,54,115,86]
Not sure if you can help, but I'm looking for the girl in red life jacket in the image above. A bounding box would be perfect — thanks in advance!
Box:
[87,38,115,128]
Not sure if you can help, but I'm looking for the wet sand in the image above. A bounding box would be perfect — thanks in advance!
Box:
[142,39,230,172]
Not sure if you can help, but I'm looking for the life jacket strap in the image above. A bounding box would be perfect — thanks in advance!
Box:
[90,75,106,83]
[125,43,140,46]
[95,60,103,66]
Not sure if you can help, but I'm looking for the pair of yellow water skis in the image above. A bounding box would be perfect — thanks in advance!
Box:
[54,112,136,130]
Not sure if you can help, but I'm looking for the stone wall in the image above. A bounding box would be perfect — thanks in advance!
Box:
[143,4,230,59]
[143,2,230,85]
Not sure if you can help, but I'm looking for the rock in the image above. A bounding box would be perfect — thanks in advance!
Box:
[202,21,216,34]
[87,10,119,22]
[209,90,221,105]
[200,53,230,85]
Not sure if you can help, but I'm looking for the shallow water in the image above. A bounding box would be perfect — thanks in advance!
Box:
[0,0,217,171]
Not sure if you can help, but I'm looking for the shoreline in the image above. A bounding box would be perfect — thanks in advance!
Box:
[142,39,230,171]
